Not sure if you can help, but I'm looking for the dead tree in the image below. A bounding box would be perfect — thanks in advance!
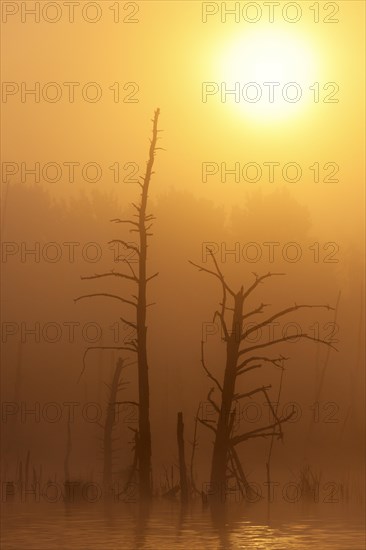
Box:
[177,412,189,504]
[189,402,202,498]
[190,250,336,502]
[75,109,162,500]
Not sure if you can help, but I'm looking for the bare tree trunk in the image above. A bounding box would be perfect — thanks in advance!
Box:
[75,109,162,501]
[135,108,160,499]
[177,412,189,504]
[210,291,244,500]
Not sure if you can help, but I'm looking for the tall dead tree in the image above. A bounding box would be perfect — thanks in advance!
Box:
[190,250,336,502]
[75,108,162,500]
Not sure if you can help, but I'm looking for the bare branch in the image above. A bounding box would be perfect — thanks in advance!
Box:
[229,445,257,499]
[243,272,285,301]
[120,259,138,280]
[218,273,230,340]
[237,355,288,376]
[108,239,140,256]
[207,250,236,297]
[189,249,235,298]
[242,303,269,320]
[189,259,233,294]
[114,401,139,407]
[239,334,338,357]
[213,310,229,341]
[146,272,159,283]
[110,219,139,229]
[231,408,295,446]
[219,302,235,313]
[237,355,287,371]
[201,341,223,392]
[81,270,138,283]
[261,386,283,438]
[238,431,282,441]
[236,363,263,376]
[120,317,137,330]
[188,260,220,279]
[207,388,220,414]
[74,293,137,308]
[128,339,138,351]
[234,385,271,401]
[197,417,217,434]
[241,304,334,341]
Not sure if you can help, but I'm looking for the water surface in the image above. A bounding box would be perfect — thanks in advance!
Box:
[2,501,364,549]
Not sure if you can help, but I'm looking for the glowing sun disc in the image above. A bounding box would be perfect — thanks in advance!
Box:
[219,28,318,120]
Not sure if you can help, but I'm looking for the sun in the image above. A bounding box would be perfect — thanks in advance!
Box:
[218,27,318,121]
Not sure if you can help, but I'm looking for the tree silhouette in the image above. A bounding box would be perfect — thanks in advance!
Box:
[75,109,162,499]
[190,249,336,502]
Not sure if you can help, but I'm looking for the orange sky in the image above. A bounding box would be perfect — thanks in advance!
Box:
[1,1,365,246]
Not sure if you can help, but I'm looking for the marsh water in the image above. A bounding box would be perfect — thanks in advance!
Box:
[1,501,364,549]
